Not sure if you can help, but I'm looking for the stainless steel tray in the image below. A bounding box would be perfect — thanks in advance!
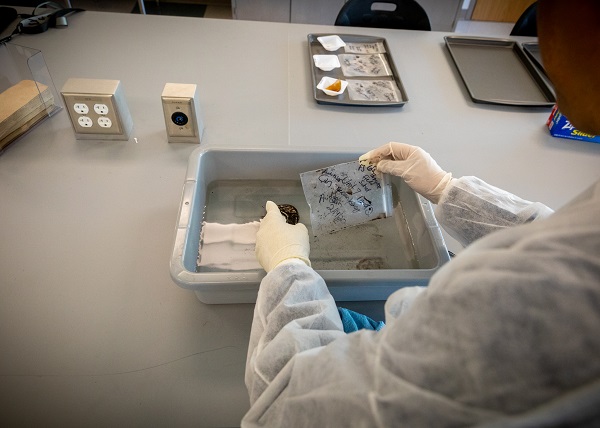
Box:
[307,33,408,107]
[445,36,555,107]
[521,42,546,75]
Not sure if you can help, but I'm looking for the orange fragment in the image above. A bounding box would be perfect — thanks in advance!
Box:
[326,79,342,92]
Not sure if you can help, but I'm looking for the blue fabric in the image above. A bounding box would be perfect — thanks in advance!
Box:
[338,307,385,333]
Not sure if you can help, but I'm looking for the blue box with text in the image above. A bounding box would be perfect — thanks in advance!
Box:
[547,106,600,144]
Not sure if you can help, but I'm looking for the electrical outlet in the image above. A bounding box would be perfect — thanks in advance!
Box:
[161,83,204,144]
[74,103,88,114]
[61,78,133,140]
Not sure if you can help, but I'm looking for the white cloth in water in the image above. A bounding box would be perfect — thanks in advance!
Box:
[198,221,261,271]
[242,178,600,427]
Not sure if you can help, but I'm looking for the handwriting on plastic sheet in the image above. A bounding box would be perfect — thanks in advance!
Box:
[344,42,387,54]
[315,163,381,226]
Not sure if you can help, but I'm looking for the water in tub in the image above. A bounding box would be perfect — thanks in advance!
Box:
[197,179,419,272]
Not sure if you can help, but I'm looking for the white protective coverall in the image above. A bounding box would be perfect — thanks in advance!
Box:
[243,177,600,427]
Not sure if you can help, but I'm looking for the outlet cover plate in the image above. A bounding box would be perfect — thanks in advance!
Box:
[161,83,204,144]
[61,78,133,140]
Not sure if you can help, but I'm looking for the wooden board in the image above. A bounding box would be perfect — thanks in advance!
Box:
[0,80,55,151]
[472,0,536,22]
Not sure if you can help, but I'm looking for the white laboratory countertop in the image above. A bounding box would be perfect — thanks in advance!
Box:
[1,11,599,427]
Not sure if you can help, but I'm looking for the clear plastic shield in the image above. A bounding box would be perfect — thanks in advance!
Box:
[300,160,392,235]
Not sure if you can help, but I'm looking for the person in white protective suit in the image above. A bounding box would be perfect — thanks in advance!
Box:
[243,0,600,426]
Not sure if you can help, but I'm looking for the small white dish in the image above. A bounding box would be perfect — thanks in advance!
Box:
[313,55,341,71]
[317,35,346,52]
[317,77,348,96]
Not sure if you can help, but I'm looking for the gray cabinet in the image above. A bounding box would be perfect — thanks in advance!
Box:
[420,0,463,32]
[232,0,463,31]
[232,0,345,25]
[291,0,346,24]
[232,0,290,22]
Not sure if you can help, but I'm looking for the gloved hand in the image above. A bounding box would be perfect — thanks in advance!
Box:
[255,201,311,272]
[359,142,453,204]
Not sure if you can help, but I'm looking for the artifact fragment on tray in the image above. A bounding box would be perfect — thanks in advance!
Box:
[317,77,348,96]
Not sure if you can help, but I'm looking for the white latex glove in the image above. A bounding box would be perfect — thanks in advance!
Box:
[255,201,311,272]
[359,142,453,204]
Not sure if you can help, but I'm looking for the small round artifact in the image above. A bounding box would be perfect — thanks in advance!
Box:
[277,204,300,225]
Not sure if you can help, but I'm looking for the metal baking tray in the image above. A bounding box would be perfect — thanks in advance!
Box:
[445,36,555,107]
[307,33,408,107]
[521,42,546,75]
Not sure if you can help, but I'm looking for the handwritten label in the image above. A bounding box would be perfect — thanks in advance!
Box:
[300,160,391,235]
[347,79,400,102]
[344,42,387,54]
[338,54,392,77]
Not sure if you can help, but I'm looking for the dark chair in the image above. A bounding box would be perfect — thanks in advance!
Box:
[335,0,431,31]
[510,1,537,37]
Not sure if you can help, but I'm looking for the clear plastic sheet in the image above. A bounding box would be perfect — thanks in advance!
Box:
[300,160,392,235]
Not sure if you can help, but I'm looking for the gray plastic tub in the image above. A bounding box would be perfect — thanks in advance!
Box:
[170,147,450,304]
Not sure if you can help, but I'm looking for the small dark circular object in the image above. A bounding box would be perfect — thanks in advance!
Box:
[171,111,189,126]
[277,204,300,225]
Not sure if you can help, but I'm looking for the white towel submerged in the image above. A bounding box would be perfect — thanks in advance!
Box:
[198,221,262,271]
